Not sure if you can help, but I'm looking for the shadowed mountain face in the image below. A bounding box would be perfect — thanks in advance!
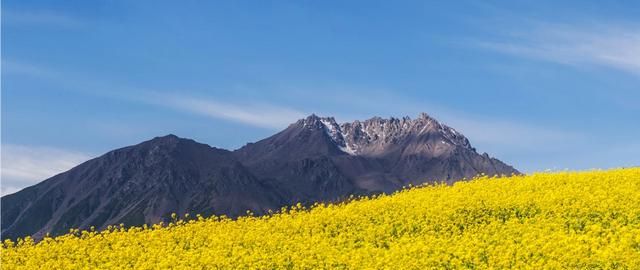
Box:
[1,113,518,240]
[1,136,284,240]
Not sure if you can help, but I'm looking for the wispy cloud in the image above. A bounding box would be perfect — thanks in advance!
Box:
[2,60,62,78]
[1,145,91,196]
[3,60,308,130]
[442,115,584,151]
[3,10,83,28]
[148,93,307,129]
[478,23,640,76]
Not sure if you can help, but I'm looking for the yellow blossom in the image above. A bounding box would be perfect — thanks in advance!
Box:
[2,168,640,269]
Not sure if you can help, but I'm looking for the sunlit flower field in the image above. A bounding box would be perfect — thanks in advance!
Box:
[3,168,640,269]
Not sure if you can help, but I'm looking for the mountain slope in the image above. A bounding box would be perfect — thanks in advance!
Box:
[1,135,283,240]
[337,113,517,184]
[234,115,370,203]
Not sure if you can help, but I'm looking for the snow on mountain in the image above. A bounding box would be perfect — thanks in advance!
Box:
[305,113,473,156]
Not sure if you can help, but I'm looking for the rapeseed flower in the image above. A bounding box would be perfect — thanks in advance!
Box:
[2,168,639,269]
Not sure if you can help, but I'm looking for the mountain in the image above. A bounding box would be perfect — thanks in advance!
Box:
[1,135,284,240]
[1,113,518,240]
[234,113,518,202]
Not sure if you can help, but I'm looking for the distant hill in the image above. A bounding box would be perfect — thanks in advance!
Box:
[1,113,518,239]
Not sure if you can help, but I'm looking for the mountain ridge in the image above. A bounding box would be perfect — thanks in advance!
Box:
[2,113,519,240]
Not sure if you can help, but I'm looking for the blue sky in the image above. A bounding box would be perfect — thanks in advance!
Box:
[2,0,640,195]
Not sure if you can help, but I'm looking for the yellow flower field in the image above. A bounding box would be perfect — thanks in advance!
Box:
[3,168,640,269]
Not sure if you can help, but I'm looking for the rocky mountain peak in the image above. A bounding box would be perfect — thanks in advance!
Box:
[417,112,432,120]
[298,114,330,130]
[135,134,197,159]
[297,114,350,153]
[147,134,181,145]
[295,113,473,156]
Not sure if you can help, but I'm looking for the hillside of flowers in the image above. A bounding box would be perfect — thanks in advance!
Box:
[3,168,640,269]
